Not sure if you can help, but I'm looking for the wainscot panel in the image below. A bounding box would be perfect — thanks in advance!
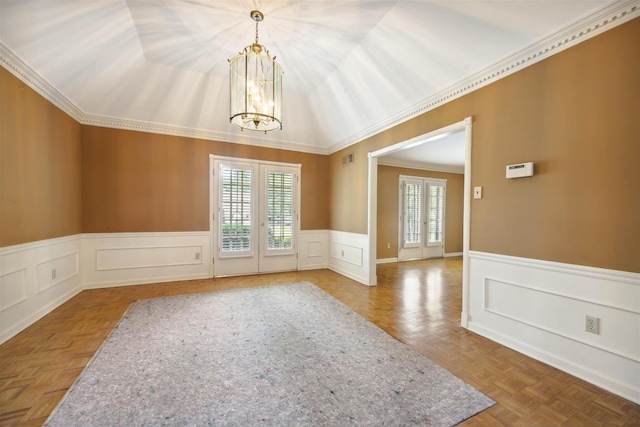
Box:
[298,230,329,271]
[467,251,640,404]
[328,231,370,285]
[82,232,211,288]
[0,236,82,344]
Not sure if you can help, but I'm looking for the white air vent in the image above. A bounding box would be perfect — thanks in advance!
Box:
[506,162,534,179]
[342,152,354,166]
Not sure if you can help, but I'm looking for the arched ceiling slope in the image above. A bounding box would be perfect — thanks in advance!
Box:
[1,1,636,155]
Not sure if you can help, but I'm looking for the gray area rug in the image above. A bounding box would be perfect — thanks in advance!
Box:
[45,282,494,426]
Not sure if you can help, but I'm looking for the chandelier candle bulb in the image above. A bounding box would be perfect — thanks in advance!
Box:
[229,10,283,133]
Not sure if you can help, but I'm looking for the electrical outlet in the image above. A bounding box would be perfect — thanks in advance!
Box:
[585,315,600,334]
[386,243,391,249]
[51,269,56,280]
[195,252,201,260]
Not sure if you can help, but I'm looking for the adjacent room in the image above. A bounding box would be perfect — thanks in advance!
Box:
[1,1,638,425]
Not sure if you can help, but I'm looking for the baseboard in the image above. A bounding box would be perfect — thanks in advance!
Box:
[328,265,368,286]
[376,258,398,264]
[444,252,463,258]
[468,321,640,404]
[0,285,82,345]
[83,273,211,289]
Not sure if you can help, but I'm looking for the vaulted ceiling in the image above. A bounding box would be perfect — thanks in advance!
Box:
[0,0,625,156]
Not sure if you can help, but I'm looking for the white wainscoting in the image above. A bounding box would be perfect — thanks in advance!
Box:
[298,230,329,271]
[328,231,370,286]
[82,232,211,289]
[467,251,640,404]
[0,235,83,344]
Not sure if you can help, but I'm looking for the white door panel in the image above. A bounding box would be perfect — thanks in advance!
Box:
[259,165,298,273]
[213,161,259,276]
[212,158,299,276]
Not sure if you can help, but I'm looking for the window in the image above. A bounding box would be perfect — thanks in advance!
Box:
[220,165,253,252]
[402,180,423,248]
[427,183,444,245]
[267,171,294,250]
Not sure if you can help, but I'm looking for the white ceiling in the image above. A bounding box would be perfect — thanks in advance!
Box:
[380,130,466,173]
[0,0,627,162]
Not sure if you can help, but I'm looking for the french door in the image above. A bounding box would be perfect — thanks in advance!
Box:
[211,158,299,276]
[398,176,446,261]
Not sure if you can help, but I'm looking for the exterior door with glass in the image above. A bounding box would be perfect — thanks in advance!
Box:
[398,176,446,261]
[212,159,299,276]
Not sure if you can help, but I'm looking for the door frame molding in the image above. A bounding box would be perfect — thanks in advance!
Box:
[367,117,472,327]
[209,155,301,277]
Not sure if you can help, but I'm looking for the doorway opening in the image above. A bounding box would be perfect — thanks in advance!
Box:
[397,175,447,262]
[367,117,472,327]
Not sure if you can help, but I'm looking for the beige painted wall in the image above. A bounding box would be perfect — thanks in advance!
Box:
[1,67,329,246]
[377,165,464,259]
[81,126,330,233]
[330,18,640,273]
[0,68,82,247]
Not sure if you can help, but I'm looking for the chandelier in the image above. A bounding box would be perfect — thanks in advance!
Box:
[229,10,283,133]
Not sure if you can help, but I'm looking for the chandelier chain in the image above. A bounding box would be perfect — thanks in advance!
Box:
[255,20,259,45]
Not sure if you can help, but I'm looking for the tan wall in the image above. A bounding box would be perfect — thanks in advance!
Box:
[330,18,640,273]
[328,143,370,233]
[377,166,464,259]
[81,126,330,233]
[0,67,82,247]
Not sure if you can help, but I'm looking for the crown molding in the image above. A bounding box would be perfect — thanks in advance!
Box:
[0,43,85,122]
[1,43,327,156]
[328,0,639,154]
[81,114,329,155]
[2,1,637,157]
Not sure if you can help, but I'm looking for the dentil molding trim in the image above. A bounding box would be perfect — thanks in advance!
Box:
[328,0,639,153]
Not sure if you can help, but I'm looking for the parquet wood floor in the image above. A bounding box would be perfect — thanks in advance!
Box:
[1,258,638,426]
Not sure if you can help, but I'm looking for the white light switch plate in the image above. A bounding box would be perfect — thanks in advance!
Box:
[474,186,483,199]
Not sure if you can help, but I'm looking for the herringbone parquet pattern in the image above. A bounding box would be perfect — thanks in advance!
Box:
[1,259,638,426]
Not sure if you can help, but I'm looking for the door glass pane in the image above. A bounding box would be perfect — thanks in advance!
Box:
[267,171,294,250]
[220,166,252,252]
[427,184,444,244]
[403,182,422,246]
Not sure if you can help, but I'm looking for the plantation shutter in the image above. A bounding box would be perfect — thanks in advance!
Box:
[402,179,423,248]
[266,171,295,250]
[427,183,445,245]
[220,165,253,253]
